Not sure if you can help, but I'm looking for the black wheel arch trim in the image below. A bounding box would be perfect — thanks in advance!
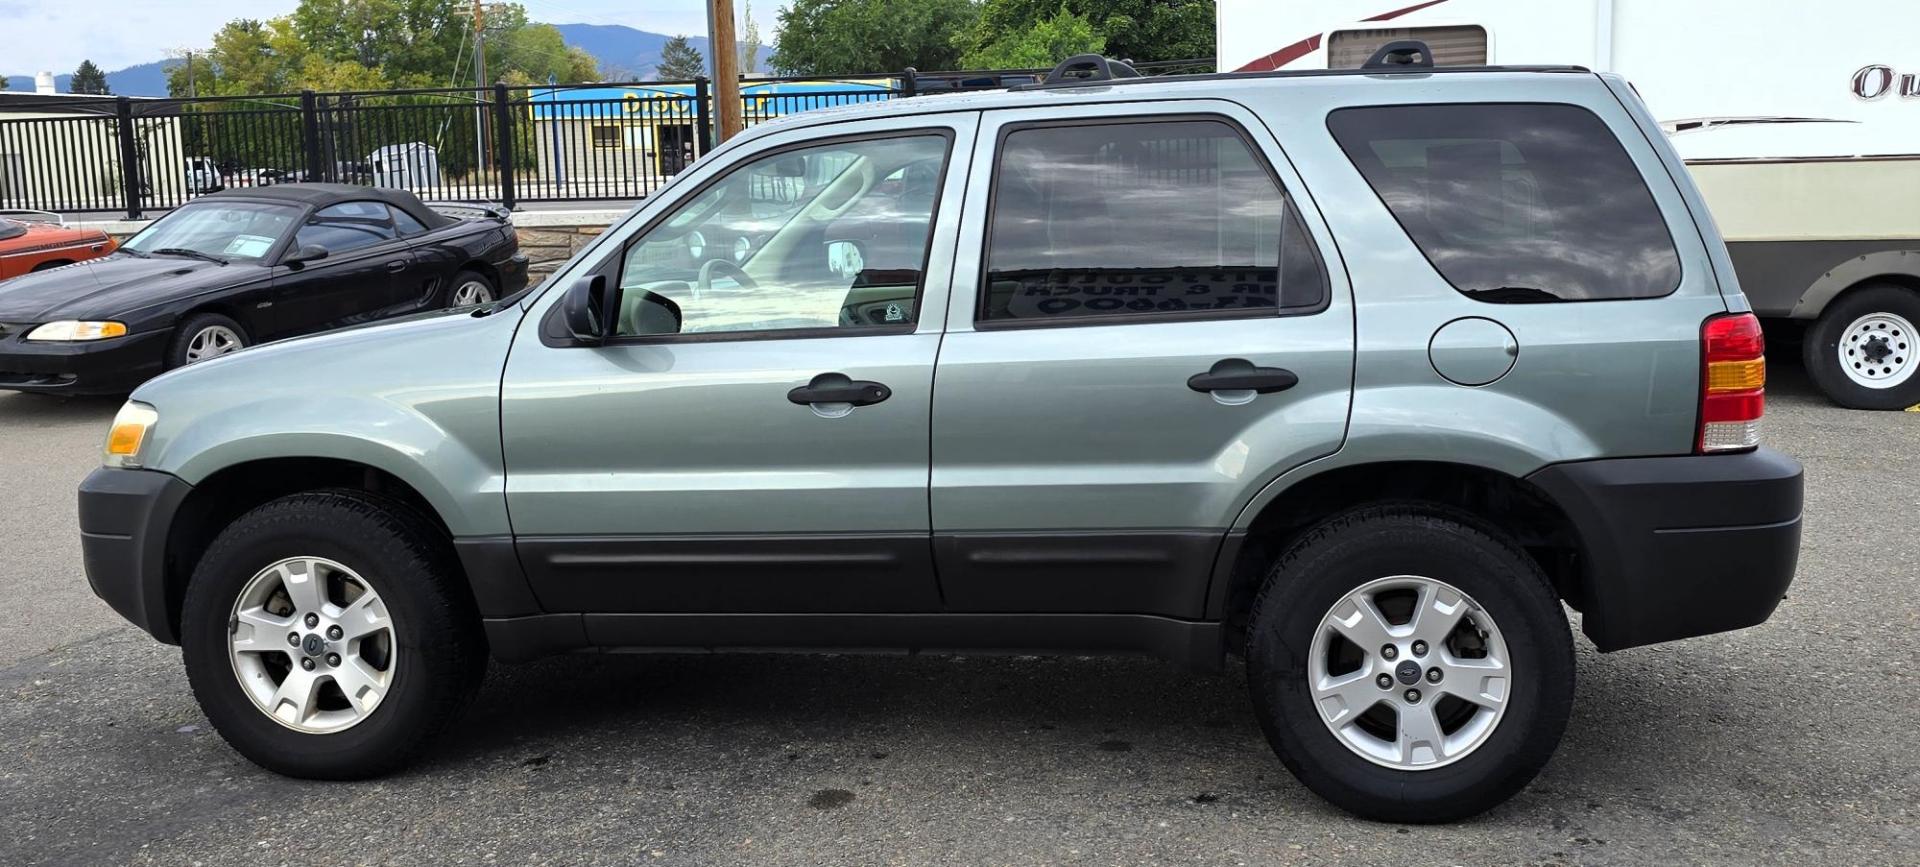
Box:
[1523,447,1804,651]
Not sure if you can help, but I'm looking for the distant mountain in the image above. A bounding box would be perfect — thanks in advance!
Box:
[5,59,179,97]
[556,23,762,80]
[4,23,749,97]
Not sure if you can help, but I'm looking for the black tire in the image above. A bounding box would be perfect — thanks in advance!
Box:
[1802,283,1920,410]
[30,259,71,272]
[167,313,249,370]
[1245,504,1574,823]
[445,269,496,308]
[181,490,487,779]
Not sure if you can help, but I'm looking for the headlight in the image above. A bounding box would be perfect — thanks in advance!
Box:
[733,236,752,262]
[27,320,127,341]
[103,401,158,468]
[686,230,706,260]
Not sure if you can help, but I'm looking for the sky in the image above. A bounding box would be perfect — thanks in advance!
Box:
[0,0,784,74]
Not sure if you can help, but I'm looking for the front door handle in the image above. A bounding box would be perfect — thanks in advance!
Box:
[1187,358,1299,394]
[788,372,891,411]
[385,260,408,273]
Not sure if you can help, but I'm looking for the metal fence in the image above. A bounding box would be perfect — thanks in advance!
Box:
[0,60,1211,218]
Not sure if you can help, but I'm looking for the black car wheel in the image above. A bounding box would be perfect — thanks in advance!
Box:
[181,490,487,779]
[1245,504,1574,823]
[169,313,249,369]
[446,270,496,308]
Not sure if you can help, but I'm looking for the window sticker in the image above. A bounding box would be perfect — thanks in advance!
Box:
[224,234,276,258]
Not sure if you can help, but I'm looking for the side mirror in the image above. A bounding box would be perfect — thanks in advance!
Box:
[283,244,329,267]
[826,239,867,281]
[562,275,623,343]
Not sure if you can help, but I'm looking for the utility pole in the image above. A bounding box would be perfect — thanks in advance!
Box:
[467,0,492,176]
[709,0,744,142]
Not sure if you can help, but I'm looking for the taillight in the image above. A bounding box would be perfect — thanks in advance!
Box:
[1699,313,1765,453]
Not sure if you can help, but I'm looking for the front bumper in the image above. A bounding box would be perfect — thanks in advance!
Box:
[1527,447,1803,651]
[0,328,169,394]
[78,467,193,644]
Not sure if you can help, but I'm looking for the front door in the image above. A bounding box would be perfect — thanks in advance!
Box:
[929,101,1355,618]
[269,201,416,336]
[502,114,977,617]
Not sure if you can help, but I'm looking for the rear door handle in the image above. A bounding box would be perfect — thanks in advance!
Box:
[385,260,407,273]
[788,372,891,411]
[1187,358,1299,394]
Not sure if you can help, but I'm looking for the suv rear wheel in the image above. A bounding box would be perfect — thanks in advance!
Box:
[1245,505,1574,822]
[180,490,486,779]
[1803,283,1920,410]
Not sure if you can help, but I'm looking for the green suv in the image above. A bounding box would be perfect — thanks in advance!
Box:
[77,52,1803,822]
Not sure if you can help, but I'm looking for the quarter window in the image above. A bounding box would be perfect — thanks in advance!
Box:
[389,205,428,236]
[1328,103,1682,302]
[980,119,1326,324]
[295,201,398,255]
[615,133,950,337]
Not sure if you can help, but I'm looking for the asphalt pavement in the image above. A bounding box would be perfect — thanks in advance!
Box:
[0,360,1914,866]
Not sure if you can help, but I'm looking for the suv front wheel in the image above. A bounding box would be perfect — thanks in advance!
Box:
[1245,505,1575,822]
[180,490,487,779]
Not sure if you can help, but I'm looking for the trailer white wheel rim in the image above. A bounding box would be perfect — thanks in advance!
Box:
[1839,312,1917,389]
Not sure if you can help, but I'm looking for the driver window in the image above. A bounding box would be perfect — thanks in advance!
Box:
[616,133,949,337]
[295,202,398,255]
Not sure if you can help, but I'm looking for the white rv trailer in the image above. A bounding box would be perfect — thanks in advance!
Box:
[1216,0,1920,408]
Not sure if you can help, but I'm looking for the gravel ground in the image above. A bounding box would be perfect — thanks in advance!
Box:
[0,360,1914,867]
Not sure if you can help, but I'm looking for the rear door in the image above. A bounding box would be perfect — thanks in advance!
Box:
[929,99,1355,617]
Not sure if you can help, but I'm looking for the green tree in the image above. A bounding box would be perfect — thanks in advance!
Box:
[772,0,978,75]
[957,0,1213,65]
[656,35,705,80]
[494,23,600,84]
[71,60,112,94]
[959,5,1103,69]
[740,0,763,73]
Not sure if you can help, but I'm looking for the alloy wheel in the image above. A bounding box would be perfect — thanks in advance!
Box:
[184,325,242,363]
[450,280,494,307]
[227,556,396,734]
[1307,575,1512,770]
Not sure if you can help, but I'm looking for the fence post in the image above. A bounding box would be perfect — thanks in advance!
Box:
[299,90,325,182]
[902,67,918,98]
[694,76,713,156]
[493,83,516,210]
[110,97,143,219]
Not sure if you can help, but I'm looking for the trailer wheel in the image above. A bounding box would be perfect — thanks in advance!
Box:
[1803,283,1920,410]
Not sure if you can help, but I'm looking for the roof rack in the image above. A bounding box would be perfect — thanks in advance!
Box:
[1363,40,1436,70]
[1017,54,1143,89]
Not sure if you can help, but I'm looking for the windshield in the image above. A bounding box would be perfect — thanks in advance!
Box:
[122,201,302,263]
[0,218,23,241]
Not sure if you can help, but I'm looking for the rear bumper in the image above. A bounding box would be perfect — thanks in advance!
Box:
[500,253,530,294]
[0,329,169,394]
[78,467,192,644]
[1527,447,1803,651]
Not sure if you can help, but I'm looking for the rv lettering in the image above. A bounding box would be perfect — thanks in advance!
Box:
[1852,64,1920,99]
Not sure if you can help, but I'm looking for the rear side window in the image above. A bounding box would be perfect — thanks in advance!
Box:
[981,119,1326,324]
[295,201,398,254]
[1328,103,1681,302]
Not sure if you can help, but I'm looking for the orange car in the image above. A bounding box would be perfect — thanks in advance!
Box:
[0,212,117,280]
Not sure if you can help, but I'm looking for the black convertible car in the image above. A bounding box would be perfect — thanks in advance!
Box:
[0,184,526,395]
